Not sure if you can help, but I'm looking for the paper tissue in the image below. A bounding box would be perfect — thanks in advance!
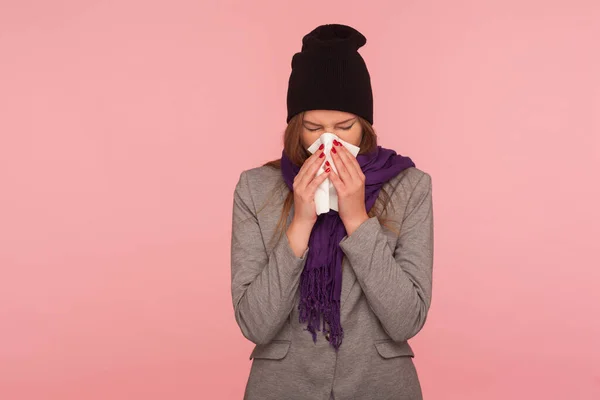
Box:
[306,132,361,215]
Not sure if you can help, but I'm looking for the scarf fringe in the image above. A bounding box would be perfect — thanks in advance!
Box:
[298,263,344,350]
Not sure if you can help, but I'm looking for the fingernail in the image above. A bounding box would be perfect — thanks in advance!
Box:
[319,152,325,158]
[331,147,337,154]
[325,161,330,166]
[325,168,331,172]
[333,139,339,146]
[319,143,324,150]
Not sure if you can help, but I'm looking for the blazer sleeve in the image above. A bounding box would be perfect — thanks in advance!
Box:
[230,170,309,345]
[338,171,434,342]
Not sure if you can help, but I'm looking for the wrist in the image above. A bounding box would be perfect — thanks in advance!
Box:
[287,217,314,258]
[344,213,370,236]
[291,215,316,230]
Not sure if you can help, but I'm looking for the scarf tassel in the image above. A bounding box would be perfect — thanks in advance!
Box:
[298,262,344,350]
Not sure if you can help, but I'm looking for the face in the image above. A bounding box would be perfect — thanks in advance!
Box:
[300,110,363,148]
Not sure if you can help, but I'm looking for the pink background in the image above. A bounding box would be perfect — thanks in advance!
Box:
[1,1,599,399]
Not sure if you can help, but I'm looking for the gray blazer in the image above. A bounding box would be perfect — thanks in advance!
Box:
[230,164,434,400]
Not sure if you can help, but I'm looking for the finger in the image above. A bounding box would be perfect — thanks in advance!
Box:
[328,166,344,193]
[336,143,363,179]
[305,167,331,195]
[334,143,360,182]
[296,157,327,193]
[308,155,328,181]
[295,148,326,189]
[297,147,324,177]
[330,146,351,184]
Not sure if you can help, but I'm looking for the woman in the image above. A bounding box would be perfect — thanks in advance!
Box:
[231,23,434,400]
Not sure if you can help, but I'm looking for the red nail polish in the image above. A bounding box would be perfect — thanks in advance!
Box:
[325,161,330,166]
[331,147,337,154]
[333,139,339,146]
[319,152,325,158]
[325,167,331,172]
[319,143,324,150]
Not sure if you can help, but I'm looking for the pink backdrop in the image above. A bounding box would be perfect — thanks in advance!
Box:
[1,1,599,399]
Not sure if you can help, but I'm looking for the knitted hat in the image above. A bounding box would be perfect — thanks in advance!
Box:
[286,24,374,125]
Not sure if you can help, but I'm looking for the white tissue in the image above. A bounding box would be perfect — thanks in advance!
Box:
[306,132,361,215]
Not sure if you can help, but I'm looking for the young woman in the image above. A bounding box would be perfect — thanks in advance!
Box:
[231,24,434,400]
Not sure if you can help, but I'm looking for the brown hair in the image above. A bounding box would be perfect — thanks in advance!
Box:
[258,112,401,249]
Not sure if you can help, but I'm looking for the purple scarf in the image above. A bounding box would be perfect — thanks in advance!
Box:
[280,144,415,350]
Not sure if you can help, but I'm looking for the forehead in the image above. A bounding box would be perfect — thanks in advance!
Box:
[303,110,356,124]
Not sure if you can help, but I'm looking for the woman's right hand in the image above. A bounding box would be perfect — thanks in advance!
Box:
[291,145,331,226]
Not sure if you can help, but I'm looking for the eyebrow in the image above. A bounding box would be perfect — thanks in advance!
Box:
[303,117,356,126]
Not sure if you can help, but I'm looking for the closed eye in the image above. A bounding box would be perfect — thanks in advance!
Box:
[306,125,353,132]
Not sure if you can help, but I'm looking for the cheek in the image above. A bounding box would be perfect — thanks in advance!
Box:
[347,127,363,147]
[302,131,320,147]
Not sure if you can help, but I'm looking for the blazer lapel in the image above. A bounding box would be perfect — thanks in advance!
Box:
[340,254,357,310]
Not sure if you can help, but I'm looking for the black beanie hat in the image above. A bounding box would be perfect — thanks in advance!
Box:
[286,24,374,125]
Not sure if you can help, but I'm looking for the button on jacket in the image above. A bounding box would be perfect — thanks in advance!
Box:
[230,164,434,400]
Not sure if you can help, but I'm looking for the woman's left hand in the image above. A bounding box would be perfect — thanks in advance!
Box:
[328,139,370,236]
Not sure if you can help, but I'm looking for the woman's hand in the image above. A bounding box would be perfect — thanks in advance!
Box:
[291,145,331,226]
[328,139,370,236]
